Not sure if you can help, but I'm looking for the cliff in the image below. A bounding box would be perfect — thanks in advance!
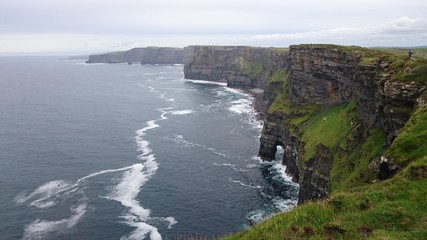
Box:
[185,44,427,239]
[86,46,193,64]
[184,45,289,89]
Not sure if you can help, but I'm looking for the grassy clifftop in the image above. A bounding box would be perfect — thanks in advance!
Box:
[226,105,427,239]
[225,46,427,239]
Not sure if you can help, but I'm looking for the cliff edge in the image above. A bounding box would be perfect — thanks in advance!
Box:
[185,44,427,239]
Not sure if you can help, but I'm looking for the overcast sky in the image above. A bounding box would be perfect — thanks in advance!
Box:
[1,0,426,55]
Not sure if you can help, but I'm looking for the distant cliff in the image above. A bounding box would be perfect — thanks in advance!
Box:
[186,44,427,239]
[184,45,289,89]
[86,47,194,64]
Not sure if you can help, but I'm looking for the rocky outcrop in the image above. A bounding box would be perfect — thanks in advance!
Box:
[184,44,427,205]
[86,47,193,64]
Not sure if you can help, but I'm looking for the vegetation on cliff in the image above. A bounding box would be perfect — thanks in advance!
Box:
[225,45,427,239]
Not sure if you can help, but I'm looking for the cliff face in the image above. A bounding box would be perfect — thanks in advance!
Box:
[185,44,427,206]
[259,45,426,203]
[184,46,289,89]
[86,47,193,64]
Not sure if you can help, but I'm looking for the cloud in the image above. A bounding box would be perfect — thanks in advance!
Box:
[250,17,427,47]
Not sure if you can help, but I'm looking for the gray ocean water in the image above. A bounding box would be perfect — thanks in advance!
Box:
[0,57,298,240]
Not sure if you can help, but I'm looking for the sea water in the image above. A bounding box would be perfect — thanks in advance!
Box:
[0,57,298,240]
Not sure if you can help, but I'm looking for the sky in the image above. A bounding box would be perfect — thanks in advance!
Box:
[0,0,426,55]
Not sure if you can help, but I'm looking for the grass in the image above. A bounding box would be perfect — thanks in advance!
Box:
[373,47,427,59]
[270,69,289,83]
[224,167,427,240]
[386,104,427,168]
[330,129,385,193]
[301,100,357,161]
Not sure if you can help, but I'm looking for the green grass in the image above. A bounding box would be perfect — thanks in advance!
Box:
[359,49,427,83]
[301,101,357,161]
[330,129,385,193]
[386,105,427,168]
[224,173,427,240]
[290,44,367,52]
[373,47,427,59]
[270,69,289,83]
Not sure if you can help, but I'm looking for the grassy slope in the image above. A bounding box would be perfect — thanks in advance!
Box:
[224,46,427,240]
[226,101,427,240]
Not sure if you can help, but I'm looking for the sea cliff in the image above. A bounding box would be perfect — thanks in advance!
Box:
[86,46,193,64]
[185,44,427,239]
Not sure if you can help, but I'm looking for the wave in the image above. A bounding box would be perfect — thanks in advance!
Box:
[22,203,87,240]
[272,162,299,187]
[185,79,227,86]
[229,98,253,114]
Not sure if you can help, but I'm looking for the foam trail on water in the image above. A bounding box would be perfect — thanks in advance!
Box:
[171,109,193,115]
[229,178,262,189]
[77,165,134,184]
[213,163,248,172]
[185,79,227,86]
[165,134,228,158]
[16,165,136,209]
[110,108,176,240]
[22,204,87,240]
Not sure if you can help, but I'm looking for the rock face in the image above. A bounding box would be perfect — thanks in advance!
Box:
[184,46,289,89]
[86,47,193,64]
[184,44,427,204]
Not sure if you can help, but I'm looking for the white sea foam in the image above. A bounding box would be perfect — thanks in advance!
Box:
[224,87,252,98]
[213,163,248,172]
[185,79,227,86]
[164,216,178,229]
[22,203,87,240]
[272,197,297,212]
[171,110,194,115]
[246,209,266,223]
[121,221,162,240]
[15,180,75,208]
[110,107,178,240]
[229,178,262,189]
[165,134,228,158]
[272,162,299,186]
[77,166,135,184]
[229,98,253,114]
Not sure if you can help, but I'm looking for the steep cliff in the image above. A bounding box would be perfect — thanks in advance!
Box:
[184,45,289,89]
[185,44,427,239]
[259,45,426,203]
[86,47,193,64]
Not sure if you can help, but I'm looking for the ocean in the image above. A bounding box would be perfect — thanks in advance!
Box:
[0,57,298,240]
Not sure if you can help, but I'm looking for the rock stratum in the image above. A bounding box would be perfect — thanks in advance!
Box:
[86,46,194,64]
[185,44,427,239]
